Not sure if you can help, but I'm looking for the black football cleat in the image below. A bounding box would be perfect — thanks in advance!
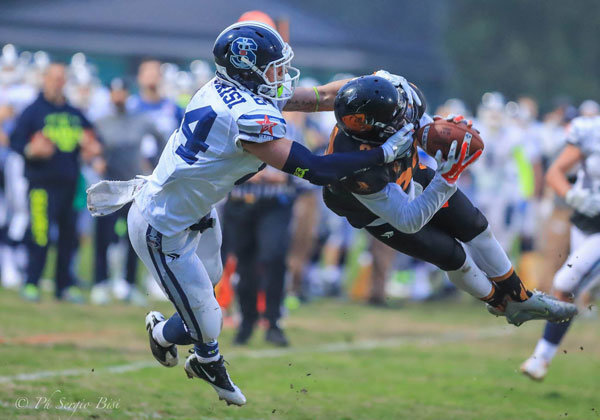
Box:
[145,311,178,367]
[265,325,289,347]
[233,321,254,346]
[184,353,246,406]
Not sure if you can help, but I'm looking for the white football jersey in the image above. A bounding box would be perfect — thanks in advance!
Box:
[567,115,600,193]
[135,77,288,236]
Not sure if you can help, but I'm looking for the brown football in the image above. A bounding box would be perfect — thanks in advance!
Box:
[416,120,484,159]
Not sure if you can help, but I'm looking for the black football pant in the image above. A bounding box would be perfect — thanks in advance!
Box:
[26,181,78,297]
[365,166,488,271]
[223,197,293,327]
[94,203,138,285]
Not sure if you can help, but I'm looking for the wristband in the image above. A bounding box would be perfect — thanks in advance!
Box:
[313,87,320,112]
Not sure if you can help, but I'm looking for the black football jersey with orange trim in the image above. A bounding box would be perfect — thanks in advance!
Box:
[322,126,419,228]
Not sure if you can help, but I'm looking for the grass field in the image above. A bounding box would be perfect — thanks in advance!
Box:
[0,289,598,420]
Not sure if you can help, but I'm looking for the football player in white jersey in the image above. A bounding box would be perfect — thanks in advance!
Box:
[87,21,422,406]
[520,113,600,381]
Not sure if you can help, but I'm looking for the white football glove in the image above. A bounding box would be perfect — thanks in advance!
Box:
[374,70,422,108]
[380,123,414,164]
[565,187,600,217]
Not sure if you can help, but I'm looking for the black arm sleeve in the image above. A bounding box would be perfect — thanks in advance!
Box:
[282,141,384,186]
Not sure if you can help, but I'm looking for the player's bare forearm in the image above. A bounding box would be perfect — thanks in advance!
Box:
[545,144,582,198]
[284,79,351,112]
[242,138,293,170]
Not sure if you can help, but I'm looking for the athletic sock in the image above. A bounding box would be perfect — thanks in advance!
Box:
[195,340,220,363]
[464,225,512,277]
[161,312,194,346]
[479,282,506,310]
[447,251,493,299]
[493,270,530,302]
[152,321,173,348]
[533,337,559,364]
[543,319,573,346]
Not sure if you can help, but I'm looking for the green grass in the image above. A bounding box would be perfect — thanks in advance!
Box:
[0,289,598,420]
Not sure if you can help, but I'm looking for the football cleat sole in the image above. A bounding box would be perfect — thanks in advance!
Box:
[145,311,178,367]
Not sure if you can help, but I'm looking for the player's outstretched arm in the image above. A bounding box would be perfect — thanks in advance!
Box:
[353,173,458,234]
[283,71,420,113]
[546,144,582,198]
[548,143,600,217]
[353,141,480,234]
[283,79,350,112]
[242,124,414,186]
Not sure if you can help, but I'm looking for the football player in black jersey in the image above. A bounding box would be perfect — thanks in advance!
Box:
[322,74,577,326]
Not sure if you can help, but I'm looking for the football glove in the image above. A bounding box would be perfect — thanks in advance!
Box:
[435,139,482,184]
[565,187,600,217]
[380,123,415,164]
[374,70,422,107]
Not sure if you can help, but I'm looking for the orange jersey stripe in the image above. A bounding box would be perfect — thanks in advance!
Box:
[326,126,339,155]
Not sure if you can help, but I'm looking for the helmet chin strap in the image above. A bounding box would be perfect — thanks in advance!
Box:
[239,56,278,97]
[240,56,264,77]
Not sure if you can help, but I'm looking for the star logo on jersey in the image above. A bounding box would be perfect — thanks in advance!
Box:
[258,115,278,135]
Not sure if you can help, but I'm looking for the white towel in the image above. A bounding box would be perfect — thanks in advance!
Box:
[86,178,146,217]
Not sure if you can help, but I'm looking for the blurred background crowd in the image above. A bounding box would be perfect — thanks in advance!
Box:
[1,0,599,347]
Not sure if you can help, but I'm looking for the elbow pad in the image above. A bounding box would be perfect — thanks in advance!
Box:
[282,141,384,186]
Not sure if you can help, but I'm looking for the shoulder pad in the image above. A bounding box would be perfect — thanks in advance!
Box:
[567,116,594,146]
[342,165,393,195]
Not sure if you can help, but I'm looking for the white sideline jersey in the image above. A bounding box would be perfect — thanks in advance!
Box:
[567,115,600,193]
[135,77,288,236]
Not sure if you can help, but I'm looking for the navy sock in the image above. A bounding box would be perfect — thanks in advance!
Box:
[542,319,573,345]
[163,312,194,345]
[195,341,219,360]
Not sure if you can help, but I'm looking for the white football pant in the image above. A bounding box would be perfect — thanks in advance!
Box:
[127,202,223,343]
[553,226,600,295]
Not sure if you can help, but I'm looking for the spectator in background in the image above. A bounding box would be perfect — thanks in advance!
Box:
[91,78,163,305]
[127,59,181,140]
[0,45,40,290]
[10,62,102,302]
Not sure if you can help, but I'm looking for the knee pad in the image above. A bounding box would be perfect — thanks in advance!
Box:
[195,293,223,343]
[553,265,580,296]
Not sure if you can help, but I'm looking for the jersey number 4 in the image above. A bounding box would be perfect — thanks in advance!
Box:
[175,106,217,164]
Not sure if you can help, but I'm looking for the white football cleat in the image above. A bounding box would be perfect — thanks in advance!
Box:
[184,353,247,406]
[520,356,548,381]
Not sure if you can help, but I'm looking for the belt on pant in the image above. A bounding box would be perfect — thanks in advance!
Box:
[188,212,215,233]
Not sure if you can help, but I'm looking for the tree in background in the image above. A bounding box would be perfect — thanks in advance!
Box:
[444,0,600,111]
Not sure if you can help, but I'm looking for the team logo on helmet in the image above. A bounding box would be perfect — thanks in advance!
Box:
[341,114,372,132]
[230,37,258,69]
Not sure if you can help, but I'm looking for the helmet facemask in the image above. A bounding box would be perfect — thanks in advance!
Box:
[238,43,299,101]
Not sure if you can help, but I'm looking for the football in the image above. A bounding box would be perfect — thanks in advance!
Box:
[416,119,484,159]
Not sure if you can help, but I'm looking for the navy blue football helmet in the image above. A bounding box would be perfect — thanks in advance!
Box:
[213,21,300,101]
